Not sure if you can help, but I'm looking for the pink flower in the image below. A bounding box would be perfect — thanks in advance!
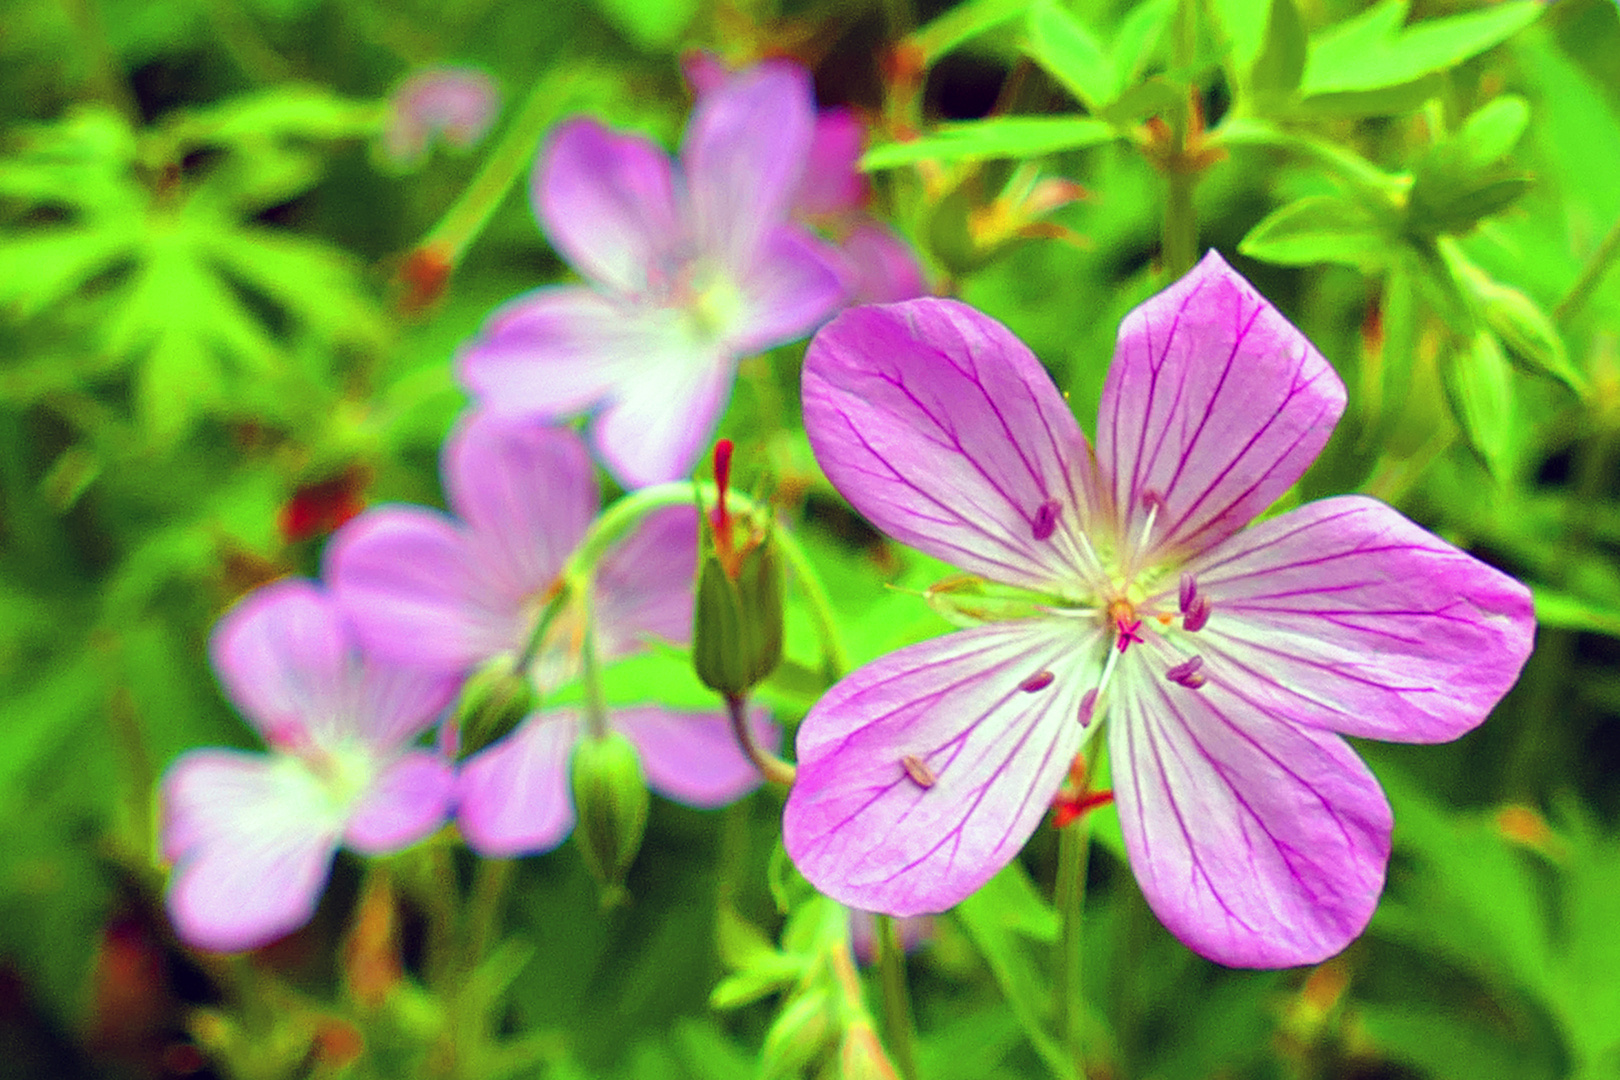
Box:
[457,65,849,489]
[783,252,1535,967]
[160,581,459,952]
[326,410,775,856]
[382,66,499,169]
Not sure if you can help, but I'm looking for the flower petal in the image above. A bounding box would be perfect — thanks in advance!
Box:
[345,751,457,853]
[327,506,515,672]
[838,220,929,305]
[1108,637,1392,967]
[615,705,777,807]
[1095,251,1346,562]
[682,62,815,272]
[594,504,699,659]
[446,410,598,601]
[784,619,1104,916]
[535,118,682,294]
[161,749,341,952]
[729,225,849,355]
[456,286,659,420]
[802,299,1099,594]
[590,340,734,488]
[210,579,352,746]
[456,711,580,856]
[795,109,869,218]
[1179,495,1535,743]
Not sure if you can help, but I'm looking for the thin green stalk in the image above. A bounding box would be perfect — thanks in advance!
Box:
[877,915,921,1080]
[1554,214,1620,326]
[1054,819,1092,1079]
[514,581,575,675]
[464,858,514,970]
[1160,0,1200,279]
[725,693,796,785]
[63,0,140,125]
[577,590,610,741]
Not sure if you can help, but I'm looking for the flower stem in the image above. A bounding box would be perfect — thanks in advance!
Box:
[578,590,610,742]
[1554,213,1620,326]
[877,915,921,1080]
[1054,818,1092,1079]
[464,857,513,968]
[1160,0,1200,279]
[724,692,796,785]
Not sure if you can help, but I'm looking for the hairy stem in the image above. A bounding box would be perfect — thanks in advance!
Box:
[1054,818,1092,1079]
[877,915,921,1080]
[725,693,796,786]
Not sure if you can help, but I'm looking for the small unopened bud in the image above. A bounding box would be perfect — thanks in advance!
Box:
[841,1018,902,1080]
[453,659,538,758]
[759,988,837,1080]
[569,732,649,896]
[693,441,785,695]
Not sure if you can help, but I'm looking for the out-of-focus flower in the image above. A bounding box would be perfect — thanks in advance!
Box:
[326,410,775,857]
[160,581,459,952]
[783,251,1536,967]
[684,52,929,305]
[847,909,934,966]
[457,67,848,489]
[381,66,499,169]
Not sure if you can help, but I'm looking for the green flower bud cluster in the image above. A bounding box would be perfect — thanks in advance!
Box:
[569,731,648,902]
[693,440,785,697]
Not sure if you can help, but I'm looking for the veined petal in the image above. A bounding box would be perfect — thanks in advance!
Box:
[211,579,352,746]
[161,749,342,952]
[615,705,777,807]
[1180,495,1535,743]
[354,662,460,749]
[682,62,815,272]
[456,711,580,857]
[535,118,682,295]
[446,410,598,601]
[803,300,1099,594]
[1096,251,1345,562]
[456,286,659,419]
[327,507,517,672]
[595,504,699,659]
[345,751,456,853]
[795,109,869,218]
[785,619,1104,916]
[729,225,848,356]
[591,340,734,488]
[1108,638,1392,967]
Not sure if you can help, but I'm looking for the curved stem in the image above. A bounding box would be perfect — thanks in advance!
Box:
[1054,819,1092,1079]
[1555,213,1620,326]
[464,858,513,968]
[725,692,796,786]
[578,589,610,742]
[877,915,921,1080]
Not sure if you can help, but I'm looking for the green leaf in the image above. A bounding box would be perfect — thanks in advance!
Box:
[913,0,1035,63]
[1456,95,1532,169]
[1249,0,1307,110]
[1304,0,1543,96]
[590,0,698,49]
[1112,0,1174,87]
[1532,589,1620,639]
[862,116,1116,169]
[1024,1,1117,112]
[1443,241,1583,393]
[1239,194,1398,271]
[1441,328,1515,479]
[1209,0,1270,73]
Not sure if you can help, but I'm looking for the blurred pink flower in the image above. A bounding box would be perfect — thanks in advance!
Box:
[783,252,1535,968]
[457,66,848,489]
[382,66,499,168]
[160,581,458,952]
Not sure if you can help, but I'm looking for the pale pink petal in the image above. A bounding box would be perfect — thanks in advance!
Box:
[326,507,517,673]
[210,579,352,747]
[1108,637,1392,967]
[729,225,849,355]
[345,751,456,853]
[838,220,929,305]
[802,299,1100,594]
[456,286,661,419]
[535,118,682,295]
[594,504,700,659]
[445,410,598,601]
[784,619,1105,916]
[1095,250,1346,562]
[353,663,460,749]
[682,50,730,97]
[161,750,342,953]
[682,63,815,272]
[615,705,777,807]
[794,109,869,218]
[591,341,734,488]
[456,711,580,857]
[1175,495,1535,743]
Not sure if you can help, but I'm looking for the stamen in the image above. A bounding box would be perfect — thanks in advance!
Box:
[900,754,937,789]
[1115,617,1144,653]
[1179,572,1197,613]
[1031,499,1060,541]
[1179,572,1211,631]
[1020,670,1055,693]
[1165,655,1207,689]
[1078,689,1098,727]
[1134,490,1163,558]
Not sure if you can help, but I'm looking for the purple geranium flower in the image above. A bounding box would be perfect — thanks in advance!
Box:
[457,65,849,489]
[160,580,459,952]
[326,409,775,857]
[783,252,1535,967]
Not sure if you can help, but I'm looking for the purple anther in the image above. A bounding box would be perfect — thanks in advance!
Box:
[1078,688,1098,727]
[1032,500,1060,541]
[1141,488,1166,513]
[1165,655,1207,689]
[1020,670,1055,693]
[1179,572,1198,613]
[1183,596,1212,633]
[900,754,937,789]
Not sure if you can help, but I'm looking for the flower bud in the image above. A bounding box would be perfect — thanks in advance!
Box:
[759,987,837,1080]
[693,441,784,695]
[453,659,538,758]
[569,731,649,895]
